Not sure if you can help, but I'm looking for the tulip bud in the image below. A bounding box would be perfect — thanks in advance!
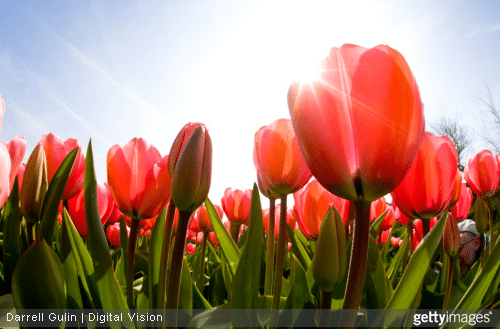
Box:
[20,144,48,223]
[443,213,460,257]
[311,206,347,292]
[474,196,488,234]
[169,123,212,212]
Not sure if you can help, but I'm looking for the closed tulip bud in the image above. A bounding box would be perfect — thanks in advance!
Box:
[312,206,347,292]
[20,144,48,222]
[443,213,460,257]
[169,123,212,213]
[474,196,488,234]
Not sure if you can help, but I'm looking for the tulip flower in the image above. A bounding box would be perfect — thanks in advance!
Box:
[287,44,424,316]
[450,183,473,220]
[2,135,27,191]
[107,137,171,220]
[38,133,86,200]
[208,231,219,246]
[253,118,312,196]
[293,179,350,240]
[190,204,223,233]
[169,122,212,213]
[448,170,463,209]
[186,243,196,255]
[15,163,26,193]
[391,132,458,222]
[106,222,129,248]
[0,143,10,208]
[67,181,110,237]
[464,149,500,197]
[221,188,252,226]
[393,200,411,226]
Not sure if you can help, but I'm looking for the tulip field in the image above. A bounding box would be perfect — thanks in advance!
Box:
[1,44,500,328]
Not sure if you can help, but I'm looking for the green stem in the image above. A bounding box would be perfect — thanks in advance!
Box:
[342,200,371,328]
[319,290,333,329]
[126,218,140,309]
[229,221,241,244]
[197,232,209,289]
[156,199,176,309]
[442,256,454,310]
[264,197,276,296]
[272,195,287,311]
[165,210,192,327]
[487,196,496,247]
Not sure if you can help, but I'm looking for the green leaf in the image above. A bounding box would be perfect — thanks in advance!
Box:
[363,235,388,309]
[206,197,240,277]
[387,235,409,288]
[84,140,131,326]
[287,227,311,271]
[231,184,264,309]
[12,238,66,309]
[40,147,78,244]
[2,178,21,292]
[179,257,193,314]
[60,209,84,309]
[385,212,446,310]
[369,209,388,238]
[193,281,212,310]
[284,255,315,309]
[148,207,166,309]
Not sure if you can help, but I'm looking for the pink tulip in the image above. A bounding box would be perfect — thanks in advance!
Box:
[2,135,27,190]
[221,188,252,225]
[0,143,11,207]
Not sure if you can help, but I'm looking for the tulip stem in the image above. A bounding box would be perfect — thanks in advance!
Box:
[422,218,430,238]
[197,231,209,290]
[126,218,140,309]
[487,197,496,247]
[319,290,333,329]
[264,197,276,296]
[442,256,454,310]
[165,210,192,328]
[157,199,176,309]
[407,222,414,258]
[342,200,371,328]
[272,195,287,311]
[229,222,241,244]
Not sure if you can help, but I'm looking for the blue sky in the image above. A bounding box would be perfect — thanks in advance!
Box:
[1,0,500,205]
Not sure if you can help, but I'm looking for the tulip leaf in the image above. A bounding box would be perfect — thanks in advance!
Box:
[2,178,21,293]
[363,235,388,309]
[231,184,264,316]
[385,212,446,310]
[287,226,311,271]
[369,209,388,238]
[387,234,409,289]
[206,197,240,277]
[62,208,97,309]
[40,147,78,245]
[193,281,212,309]
[60,209,84,309]
[84,140,131,326]
[12,238,66,309]
[148,207,166,309]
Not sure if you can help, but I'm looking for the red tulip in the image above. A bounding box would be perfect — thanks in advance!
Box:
[169,123,212,213]
[448,170,463,209]
[208,231,219,246]
[464,149,500,197]
[288,44,424,202]
[186,243,196,255]
[107,137,171,220]
[450,183,473,220]
[392,200,411,226]
[221,188,252,225]
[263,204,297,240]
[391,132,458,220]
[379,204,395,231]
[67,181,110,236]
[38,133,86,200]
[256,170,280,200]
[16,163,26,192]
[253,118,312,196]
[190,204,223,233]
[293,179,350,240]
[370,197,387,221]
[0,143,10,207]
[2,135,27,191]
[106,223,130,248]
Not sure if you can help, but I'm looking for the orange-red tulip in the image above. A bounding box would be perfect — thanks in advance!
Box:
[464,149,500,197]
[221,188,252,225]
[67,181,110,236]
[293,179,349,240]
[0,143,10,207]
[16,163,26,193]
[253,118,312,196]
[186,243,196,255]
[2,135,27,191]
[392,200,411,226]
[208,231,219,246]
[38,133,86,200]
[448,170,463,209]
[107,137,171,220]
[391,132,458,220]
[169,123,212,213]
[288,44,424,202]
[450,183,473,220]
[190,204,223,233]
